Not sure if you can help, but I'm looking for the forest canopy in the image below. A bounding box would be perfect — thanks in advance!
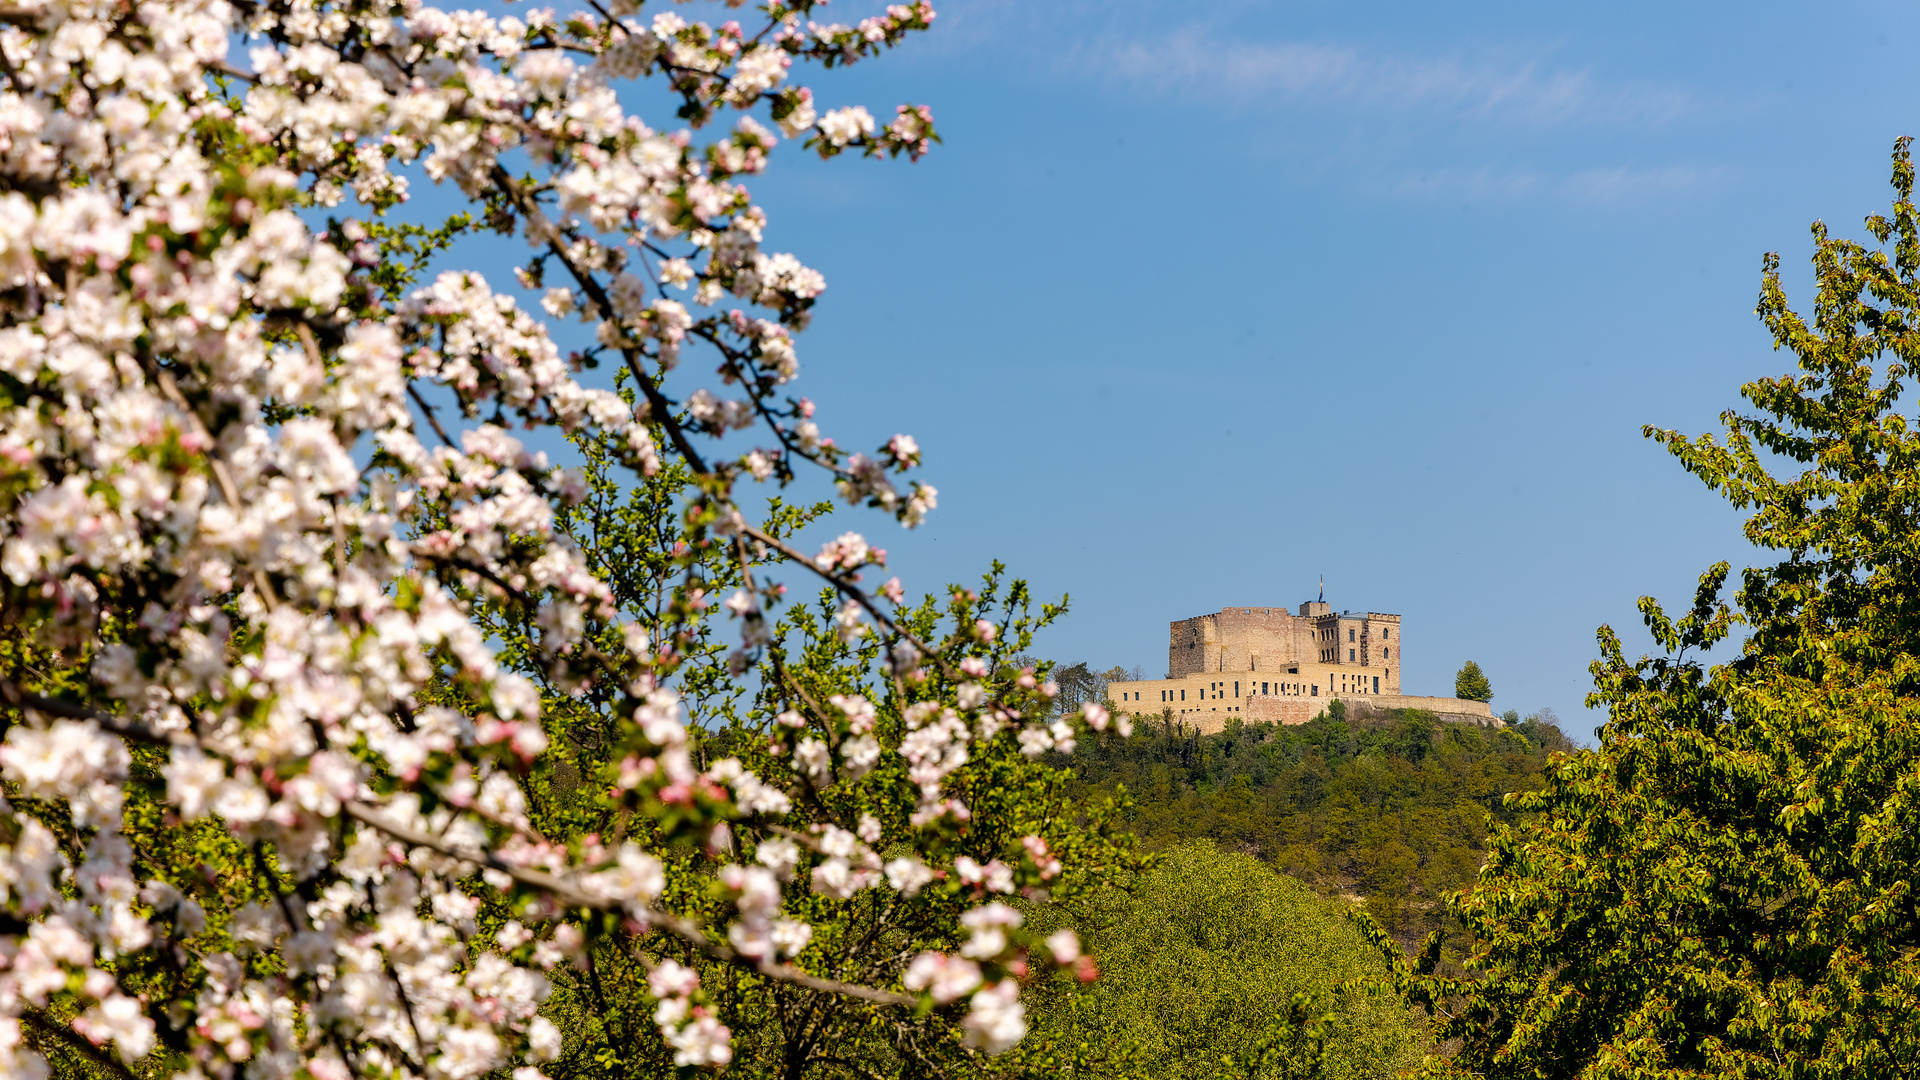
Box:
[1063,707,1574,941]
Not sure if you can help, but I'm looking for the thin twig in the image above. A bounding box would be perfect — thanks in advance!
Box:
[365,882,430,1068]
[408,384,459,448]
[412,548,535,606]
[740,523,961,684]
[152,368,279,612]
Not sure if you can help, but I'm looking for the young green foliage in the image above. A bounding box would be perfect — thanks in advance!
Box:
[456,423,1150,1080]
[1023,841,1424,1080]
[1374,138,1920,1079]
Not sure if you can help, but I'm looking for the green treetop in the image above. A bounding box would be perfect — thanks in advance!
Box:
[1374,137,1920,1079]
[1453,660,1493,702]
[1025,841,1425,1079]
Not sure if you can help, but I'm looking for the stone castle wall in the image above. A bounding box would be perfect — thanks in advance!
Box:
[1242,696,1317,727]
[1172,693,1495,735]
[1108,598,1473,735]
[1168,607,1318,678]
[1166,604,1402,691]
[1110,663,1406,730]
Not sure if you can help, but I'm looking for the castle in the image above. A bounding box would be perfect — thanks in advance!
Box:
[1107,597,1498,733]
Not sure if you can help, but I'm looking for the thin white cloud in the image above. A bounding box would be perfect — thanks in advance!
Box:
[1391,166,1546,201]
[1086,28,1693,129]
[1560,164,1718,201]
[1389,163,1720,203]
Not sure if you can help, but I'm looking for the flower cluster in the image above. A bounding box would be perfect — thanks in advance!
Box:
[0,0,1131,1076]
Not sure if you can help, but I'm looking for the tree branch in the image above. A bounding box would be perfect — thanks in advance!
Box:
[340,801,916,1007]
[21,1007,140,1080]
[0,679,169,745]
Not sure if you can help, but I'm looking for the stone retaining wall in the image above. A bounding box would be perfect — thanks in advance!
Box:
[1188,693,1497,734]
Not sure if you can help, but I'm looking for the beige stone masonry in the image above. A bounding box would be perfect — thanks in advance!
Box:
[1103,597,1494,735]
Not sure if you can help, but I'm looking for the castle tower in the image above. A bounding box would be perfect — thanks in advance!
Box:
[1107,594,1449,733]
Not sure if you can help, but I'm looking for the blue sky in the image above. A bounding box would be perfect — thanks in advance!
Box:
[697,0,1920,741]
[395,0,1919,740]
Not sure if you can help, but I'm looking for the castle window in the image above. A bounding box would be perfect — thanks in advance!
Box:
[1234,682,1239,697]
[1382,629,1390,639]
[1348,628,1355,642]
[1262,682,1269,694]
[1374,676,1380,694]
[1383,648,1390,659]
[1312,685,1318,696]
[1349,649,1355,661]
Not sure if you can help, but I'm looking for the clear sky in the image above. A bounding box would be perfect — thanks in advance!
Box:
[710,0,1920,741]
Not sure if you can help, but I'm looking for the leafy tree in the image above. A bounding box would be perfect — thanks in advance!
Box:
[0,3,1151,1079]
[1504,706,1578,754]
[499,454,1149,1080]
[1049,661,1107,715]
[1024,841,1424,1080]
[1452,661,1493,702]
[1375,138,1920,1078]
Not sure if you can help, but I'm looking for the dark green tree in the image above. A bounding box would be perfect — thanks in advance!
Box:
[1374,138,1920,1079]
[1452,661,1492,702]
[1049,661,1106,714]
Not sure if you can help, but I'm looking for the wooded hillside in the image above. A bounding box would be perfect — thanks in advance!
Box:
[1063,707,1576,941]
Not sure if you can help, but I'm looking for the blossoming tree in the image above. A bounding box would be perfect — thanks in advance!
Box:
[0,0,1142,1077]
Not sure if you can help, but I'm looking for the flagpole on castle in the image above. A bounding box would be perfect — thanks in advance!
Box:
[1318,576,1324,603]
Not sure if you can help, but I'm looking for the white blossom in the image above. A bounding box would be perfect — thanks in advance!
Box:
[75,995,154,1063]
[817,106,875,147]
[903,952,981,1004]
[961,980,1026,1055]
[0,2,1091,1072]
